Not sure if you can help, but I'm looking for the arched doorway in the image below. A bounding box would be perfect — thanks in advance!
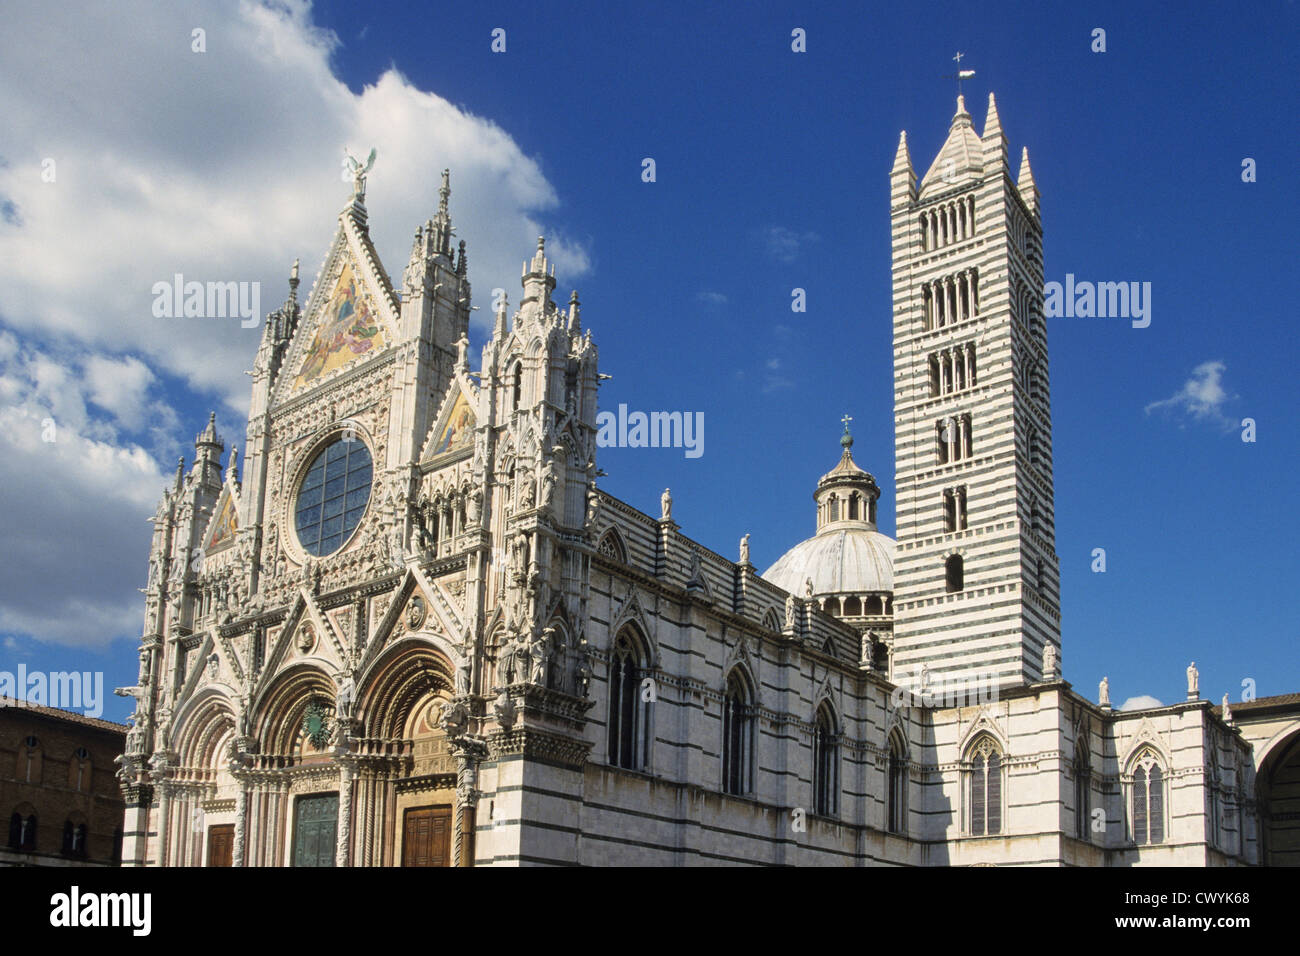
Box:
[1257,727,1300,866]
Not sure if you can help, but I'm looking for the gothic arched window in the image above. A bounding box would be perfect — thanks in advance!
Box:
[812,705,838,816]
[509,362,523,412]
[607,629,648,770]
[1075,741,1092,841]
[888,733,908,834]
[596,530,627,564]
[722,671,753,796]
[1130,749,1166,845]
[968,736,1003,836]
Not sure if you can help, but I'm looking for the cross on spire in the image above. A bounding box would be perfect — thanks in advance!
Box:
[943,52,976,97]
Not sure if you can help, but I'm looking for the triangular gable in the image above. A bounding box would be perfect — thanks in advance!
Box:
[278,213,400,401]
[203,482,240,554]
[421,380,477,461]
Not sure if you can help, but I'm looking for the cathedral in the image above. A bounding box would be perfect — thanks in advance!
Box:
[116,93,1298,867]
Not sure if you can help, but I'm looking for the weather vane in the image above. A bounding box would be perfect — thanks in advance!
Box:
[943,52,976,96]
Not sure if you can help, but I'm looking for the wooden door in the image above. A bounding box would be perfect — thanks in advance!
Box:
[206,824,234,867]
[402,805,452,867]
[292,793,338,867]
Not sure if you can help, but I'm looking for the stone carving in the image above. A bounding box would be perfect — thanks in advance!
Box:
[456,656,472,696]
[439,699,470,740]
[785,594,797,629]
[1099,676,1110,708]
[297,622,315,654]
[527,627,554,685]
[1042,642,1058,680]
[519,468,536,510]
[493,689,517,731]
[739,533,750,565]
[406,594,426,630]
[1222,693,1232,723]
[575,648,592,698]
[804,577,814,599]
[345,147,376,199]
[333,675,354,720]
[540,459,557,510]
[861,630,876,670]
[1187,661,1199,699]
[660,487,672,521]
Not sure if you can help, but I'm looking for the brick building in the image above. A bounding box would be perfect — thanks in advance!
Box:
[1,697,127,866]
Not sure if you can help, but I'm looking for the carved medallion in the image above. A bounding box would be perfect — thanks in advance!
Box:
[407,594,427,630]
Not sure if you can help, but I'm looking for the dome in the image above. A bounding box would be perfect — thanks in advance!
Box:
[763,527,895,596]
[761,420,896,598]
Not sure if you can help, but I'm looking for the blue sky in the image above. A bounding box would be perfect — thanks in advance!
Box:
[1,0,1296,722]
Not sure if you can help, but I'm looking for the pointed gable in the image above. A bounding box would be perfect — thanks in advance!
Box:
[280,205,400,400]
[421,379,477,462]
[203,481,240,553]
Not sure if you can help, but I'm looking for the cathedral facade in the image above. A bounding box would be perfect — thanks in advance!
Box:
[116,95,1292,867]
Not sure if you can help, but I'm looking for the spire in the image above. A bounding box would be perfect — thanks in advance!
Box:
[521,236,557,313]
[919,94,985,199]
[981,91,1008,169]
[192,412,224,485]
[1018,146,1040,215]
[891,130,913,175]
[494,291,509,337]
[226,444,239,484]
[196,411,221,450]
[982,92,1002,140]
[456,239,467,277]
[431,168,453,257]
[173,456,185,494]
[952,94,972,128]
[567,289,581,332]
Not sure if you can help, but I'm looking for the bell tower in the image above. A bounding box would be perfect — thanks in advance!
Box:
[889,92,1060,691]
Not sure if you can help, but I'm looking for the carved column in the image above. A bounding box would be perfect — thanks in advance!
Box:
[155,780,172,868]
[336,760,354,868]
[232,779,247,867]
[453,751,480,867]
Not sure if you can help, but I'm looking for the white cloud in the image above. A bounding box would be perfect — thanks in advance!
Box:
[1144,360,1237,431]
[0,355,168,647]
[0,0,590,418]
[0,1,592,650]
[762,225,820,264]
[696,291,728,305]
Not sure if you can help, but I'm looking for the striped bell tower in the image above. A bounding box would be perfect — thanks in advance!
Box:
[888,92,1060,692]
